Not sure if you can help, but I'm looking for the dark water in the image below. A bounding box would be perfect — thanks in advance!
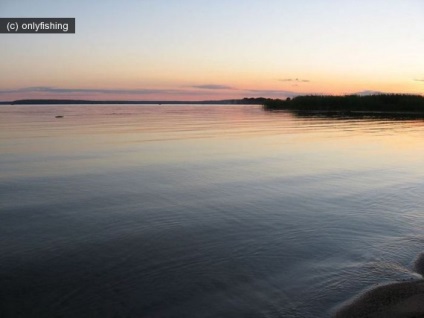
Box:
[1,105,424,317]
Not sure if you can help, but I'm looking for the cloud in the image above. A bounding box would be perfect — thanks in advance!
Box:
[0,85,258,101]
[191,84,235,90]
[353,90,385,96]
[0,86,186,95]
[278,78,310,83]
[246,89,303,98]
[413,79,424,82]
[0,86,313,100]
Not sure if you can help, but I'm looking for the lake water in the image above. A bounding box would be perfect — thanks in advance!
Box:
[1,105,424,317]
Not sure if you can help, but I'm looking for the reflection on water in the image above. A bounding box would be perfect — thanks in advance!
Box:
[286,108,424,121]
[1,105,424,317]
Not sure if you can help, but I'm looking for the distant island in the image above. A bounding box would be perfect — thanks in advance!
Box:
[263,94,424,114]
[4,95,424,116]
[7,98,268,105]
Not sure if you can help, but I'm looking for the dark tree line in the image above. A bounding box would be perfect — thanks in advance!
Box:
[263,94,424,113]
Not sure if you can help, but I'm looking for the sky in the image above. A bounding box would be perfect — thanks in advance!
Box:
[1,0,423,101]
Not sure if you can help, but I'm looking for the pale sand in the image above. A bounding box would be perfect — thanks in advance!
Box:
[334,280,424,318]
[334,253,424,318]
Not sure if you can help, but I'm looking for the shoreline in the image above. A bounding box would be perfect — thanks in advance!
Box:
[335,253,424,317]
[264,94,424,114]
[334,279,424,318]
[2,97,267,105]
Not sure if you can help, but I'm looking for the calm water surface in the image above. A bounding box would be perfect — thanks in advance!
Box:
[1,105,424,317]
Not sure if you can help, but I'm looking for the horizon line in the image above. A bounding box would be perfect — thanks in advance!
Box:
[1,92,423,105]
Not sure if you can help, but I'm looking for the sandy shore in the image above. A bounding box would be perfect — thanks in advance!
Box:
[334,280,424,317]
[335,253,424,317]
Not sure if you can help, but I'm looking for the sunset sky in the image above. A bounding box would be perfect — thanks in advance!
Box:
[1,0,423,101]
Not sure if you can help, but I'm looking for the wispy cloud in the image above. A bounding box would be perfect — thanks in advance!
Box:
[278,78,310,83]
[353,90,384,96]
[0,86,312,100]
[413,79,424,82]
[0,86,185,95]
[246,89,303,98]
[191,84,235,90]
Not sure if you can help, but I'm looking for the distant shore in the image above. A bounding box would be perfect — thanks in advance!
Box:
[5,95,424,114]
[3,98,267,105]
[263,94,424,114]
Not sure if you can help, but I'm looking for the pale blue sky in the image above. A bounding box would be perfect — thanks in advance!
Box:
[1,0,423,100]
